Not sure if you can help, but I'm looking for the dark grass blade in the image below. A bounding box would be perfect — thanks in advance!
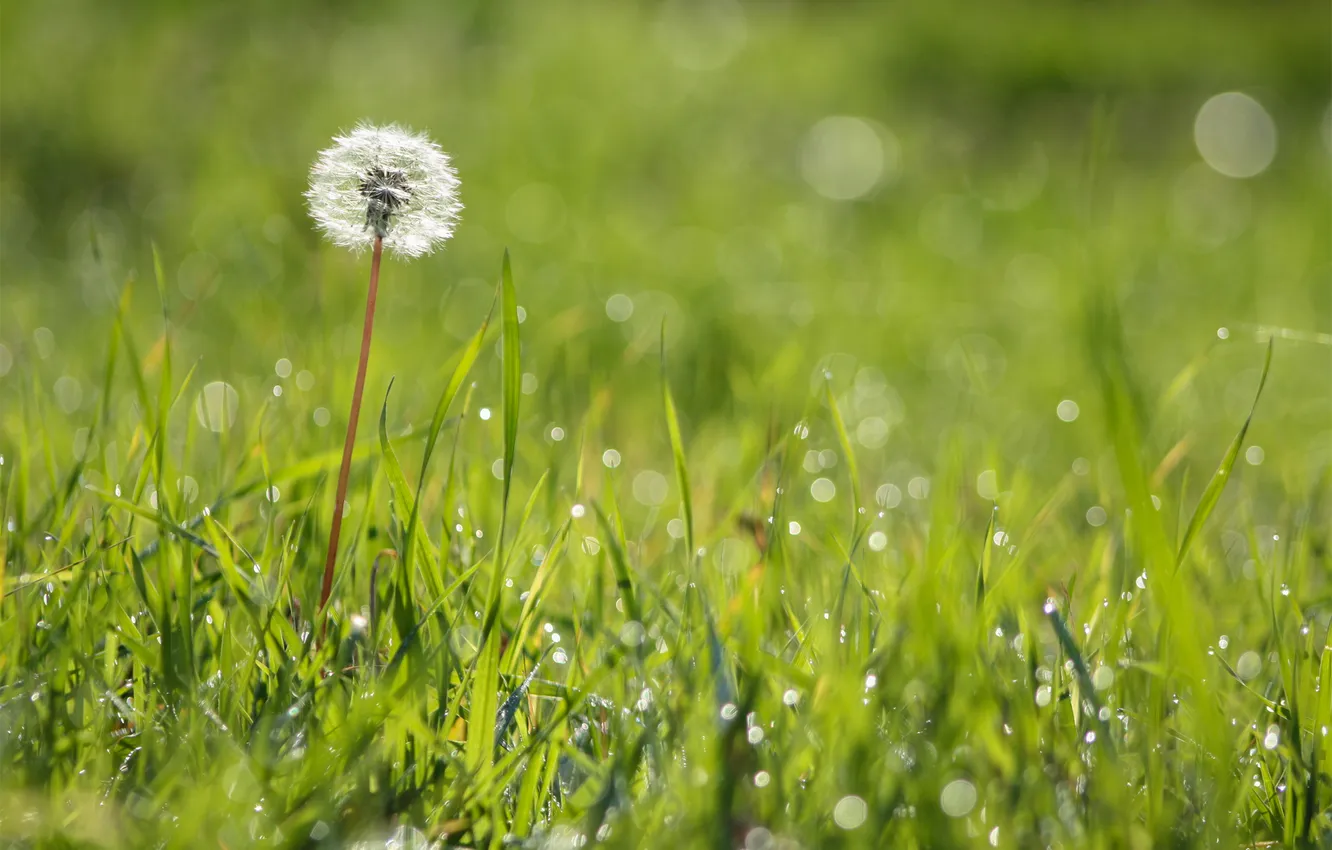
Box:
[1045,602,1114,755]
[977,504,997,606]
[493,663,541,751]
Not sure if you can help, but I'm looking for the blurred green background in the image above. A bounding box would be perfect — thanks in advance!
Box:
[1,0,1329,511]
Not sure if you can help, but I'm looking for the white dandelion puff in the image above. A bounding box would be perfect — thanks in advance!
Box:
[306,121,462,619]
[306,122,462,259]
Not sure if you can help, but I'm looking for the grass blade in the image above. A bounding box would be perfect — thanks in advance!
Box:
[661,322,694,560]
[1176,337,1273,567]
[825,380,862,540]
[594,503,641,625]
[401,300,495,594]
[466,250,522,776]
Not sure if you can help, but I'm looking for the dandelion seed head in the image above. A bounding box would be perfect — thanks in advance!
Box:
[306,122,462,259]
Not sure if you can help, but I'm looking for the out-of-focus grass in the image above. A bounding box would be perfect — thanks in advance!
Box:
[1,1,1330,847]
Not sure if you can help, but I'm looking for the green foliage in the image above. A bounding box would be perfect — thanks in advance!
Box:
[3,247,1329,847]
[1,1,1330,847]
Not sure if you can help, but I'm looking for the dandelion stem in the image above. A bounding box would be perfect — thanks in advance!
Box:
[319,234,383,617]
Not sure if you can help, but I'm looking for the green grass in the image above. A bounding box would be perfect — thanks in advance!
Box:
[2,246,1328,847]
[2,1,1331,847]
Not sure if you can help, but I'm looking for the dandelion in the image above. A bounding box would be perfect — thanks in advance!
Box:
[307,123,462,617]
[306,123,462,257]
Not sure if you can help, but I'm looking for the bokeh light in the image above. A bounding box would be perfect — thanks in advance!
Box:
[1194,92,1278,178]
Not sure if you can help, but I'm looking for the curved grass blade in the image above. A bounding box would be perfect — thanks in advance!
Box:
[825,381,862,541]
[504,517,572,674]
[977,504,997,606]
[1176,337,1273,568]
[493,663,541,751]
[378,380,435,571]
[400,302,494,595]
[384,559,486,673]
[594,503,641,625]
[498,250,521,506]
[661,321,694,560]
[84,487,219,558]
[377,381,431,644]
[1045,602,1114,755]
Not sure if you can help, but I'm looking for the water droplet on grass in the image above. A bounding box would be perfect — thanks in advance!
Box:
[195,381,239,432]
[940,779,977,817]
[605,293,634,322]
[1194,92,1277,178]
[1263,725,1280,749]
[620,621,645,647]
[810,478,836,502]
[833,795,868,829]
[908,477,930,500]
[876,482,902,508]
[1236,651,1262,681]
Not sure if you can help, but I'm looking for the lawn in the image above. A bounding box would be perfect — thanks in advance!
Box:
[1,1,1330,847]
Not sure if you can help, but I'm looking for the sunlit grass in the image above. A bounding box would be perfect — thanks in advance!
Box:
[1,5,1330,845]
[1,233,1327,848]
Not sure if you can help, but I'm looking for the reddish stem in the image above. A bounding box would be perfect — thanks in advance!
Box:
[319,235,383,617]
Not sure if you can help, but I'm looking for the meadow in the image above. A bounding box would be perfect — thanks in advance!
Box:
[1,1,1330,847]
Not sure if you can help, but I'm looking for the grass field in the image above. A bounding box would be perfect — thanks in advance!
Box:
[2,1,1330,847]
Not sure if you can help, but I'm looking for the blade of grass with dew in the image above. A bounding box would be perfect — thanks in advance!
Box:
[1088,288,1233,829]
[52,284,131,518]
[593,503,641,626]
[1045,603,1114,754]
[504,518,572,675]
[377,380,435,654]
[384,560,486,676]
[465,250,521,779]
[1176,337,1273,568]
[376,380,434,573]
[401,305,494,602]
[84,488,219,558]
